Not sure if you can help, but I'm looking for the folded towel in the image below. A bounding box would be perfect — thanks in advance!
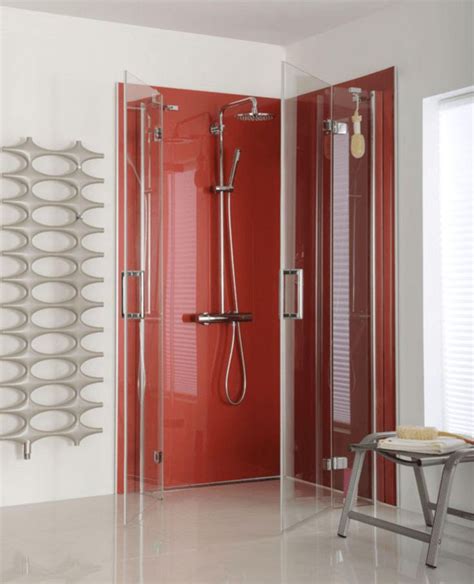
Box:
[378,436,468,455]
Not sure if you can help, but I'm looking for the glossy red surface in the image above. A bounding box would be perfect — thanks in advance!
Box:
[330,83,374,499]
[333,68,396,504]
[118,85,281,490]
[291,69,396,503]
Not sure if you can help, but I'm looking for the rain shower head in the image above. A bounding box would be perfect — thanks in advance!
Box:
[210,97,275,134]
[235,111,274,122]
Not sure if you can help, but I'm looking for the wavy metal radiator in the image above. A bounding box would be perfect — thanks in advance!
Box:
[0,138,104,459]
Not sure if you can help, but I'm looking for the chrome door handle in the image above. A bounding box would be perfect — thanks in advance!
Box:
[281,268,304,320]
[121,270,145,319]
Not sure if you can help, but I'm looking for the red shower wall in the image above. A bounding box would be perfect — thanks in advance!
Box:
[118,86,280,490]
[162,87,281,488]
[333,67,396,504]
[293,68,395,504]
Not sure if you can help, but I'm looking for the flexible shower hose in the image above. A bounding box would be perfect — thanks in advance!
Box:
[224,191,247,405]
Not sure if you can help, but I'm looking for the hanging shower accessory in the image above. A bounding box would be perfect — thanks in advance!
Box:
[195,97,274,405]
[349,87,366,159]
[0,138,104,459]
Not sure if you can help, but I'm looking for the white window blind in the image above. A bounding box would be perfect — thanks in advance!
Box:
[438,93,474,436]
[332,133,351,425]
[164,170,198,397]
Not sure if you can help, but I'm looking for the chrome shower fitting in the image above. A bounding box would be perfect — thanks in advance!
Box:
[210,122,222,136]
[228,148,241,187]
[213,148,241,193]
[197,96,274,406]
[210,96,273,314]
[348,86,370,102]
[209,96,274,136]
[235,111,274,121]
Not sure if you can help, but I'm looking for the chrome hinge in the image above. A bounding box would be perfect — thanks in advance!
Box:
[153,127,163,142]
[153,451,163,464]
[322,456,348,471]
[323,119,348,135]
[210,122,222,136]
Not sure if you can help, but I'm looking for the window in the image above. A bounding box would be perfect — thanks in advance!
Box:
[423,88,474,436]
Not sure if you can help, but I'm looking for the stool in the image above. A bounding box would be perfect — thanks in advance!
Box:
[337,431,474,568]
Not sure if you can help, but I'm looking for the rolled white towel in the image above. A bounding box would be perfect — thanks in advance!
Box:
[378,436,468,455]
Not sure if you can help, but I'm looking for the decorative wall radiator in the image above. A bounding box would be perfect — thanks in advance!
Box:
[0,138,104,459]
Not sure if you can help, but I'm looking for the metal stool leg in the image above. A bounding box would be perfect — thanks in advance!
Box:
[413,465,434,527]
[338,450,366,537]
[426,458,458,568]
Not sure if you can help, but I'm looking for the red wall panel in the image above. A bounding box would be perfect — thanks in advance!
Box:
[333,68,396,504]
[292,68,396,503]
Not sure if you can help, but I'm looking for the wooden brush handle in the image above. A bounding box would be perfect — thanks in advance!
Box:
[439,431,474,445]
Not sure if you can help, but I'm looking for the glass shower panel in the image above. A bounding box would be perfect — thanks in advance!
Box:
[280,62,334,531]
[330,85,375,502]
[121,71,164,523]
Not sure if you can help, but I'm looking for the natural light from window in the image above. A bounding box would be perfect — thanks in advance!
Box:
[423,88,474,436]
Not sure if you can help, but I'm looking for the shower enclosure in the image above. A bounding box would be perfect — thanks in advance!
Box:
[280,62,395,530]
[118,73,281,522]
[117,64,395,528]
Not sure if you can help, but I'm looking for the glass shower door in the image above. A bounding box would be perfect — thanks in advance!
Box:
[120,71,164,523]
[330,84,376,503]
[280,62,335,530]
[280,65,387,531]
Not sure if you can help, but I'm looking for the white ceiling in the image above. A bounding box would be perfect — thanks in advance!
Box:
[0,0,398,45]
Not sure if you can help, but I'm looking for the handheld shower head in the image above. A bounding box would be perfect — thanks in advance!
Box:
[228,148,241,188]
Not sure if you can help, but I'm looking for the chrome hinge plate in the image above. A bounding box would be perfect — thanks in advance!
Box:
[153,451,163,464]
[210,122,222,136]
[322,456,348,471]
[323,119,348,135]
[127,313,142,320]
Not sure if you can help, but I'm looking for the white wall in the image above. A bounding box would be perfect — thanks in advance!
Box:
[286,0,474,518]
[0,6,283,507]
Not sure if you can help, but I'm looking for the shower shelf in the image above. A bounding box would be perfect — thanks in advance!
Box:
[195,312,253,326]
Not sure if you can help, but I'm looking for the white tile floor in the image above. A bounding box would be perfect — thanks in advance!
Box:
[0,480,473,583]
